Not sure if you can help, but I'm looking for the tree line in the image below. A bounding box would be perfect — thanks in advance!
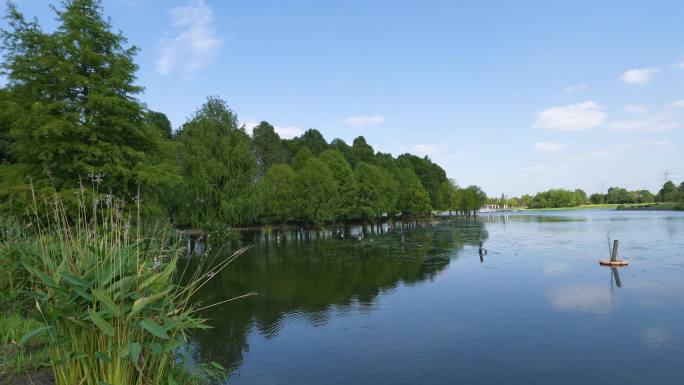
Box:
[0,0,486,229]
[497,181,684,209]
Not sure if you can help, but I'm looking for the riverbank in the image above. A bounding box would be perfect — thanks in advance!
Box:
[524,203,681,211]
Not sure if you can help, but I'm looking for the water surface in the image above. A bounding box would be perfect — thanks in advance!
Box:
[191,210,684,385]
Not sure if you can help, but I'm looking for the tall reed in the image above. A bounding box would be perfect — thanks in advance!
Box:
[18,184,249,385]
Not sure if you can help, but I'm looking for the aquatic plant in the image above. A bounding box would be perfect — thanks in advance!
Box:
[17,185,249,385]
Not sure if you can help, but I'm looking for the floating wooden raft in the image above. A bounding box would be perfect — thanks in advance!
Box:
[599,239,629,266]
[599,259,629,266]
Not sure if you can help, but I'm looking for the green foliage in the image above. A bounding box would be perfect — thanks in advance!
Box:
[350,136,375,166]
[458,185,488,214]
[259,164,296,224]
[397,153,448,208]
[294,157,337,225]
[252,121,289,177]
[658,181,679,202]
[320,149,358,221]
[13,188,245,385]
[291,146,313,170]
[397,168,432,217]
[144,110,174,140]
[174,97,258,227]
[528,189,587,208]
[0,1,479,229]
[0,0,173,215]
[354,162,393,221]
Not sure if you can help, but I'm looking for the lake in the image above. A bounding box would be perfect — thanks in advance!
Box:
[189,210,684,385]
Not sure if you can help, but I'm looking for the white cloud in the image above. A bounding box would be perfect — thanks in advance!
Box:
[241,119,304,139]
[570,144,633,160]
[534,142,566,153]
[677,60,684,70]
[621,67,660,84]
[607,114,681,132]
[345,115,385,127]
[156,0,222,78]
[563,84,588,92]
[547,285,612,314]
[639,139,675,152]
[534,101,606,131]
[412,144,442,157]
[274,126,304,139]
[666,99,684,110]
[623,104,649,113]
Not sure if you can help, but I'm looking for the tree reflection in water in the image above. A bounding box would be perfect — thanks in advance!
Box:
[181,219,488,374]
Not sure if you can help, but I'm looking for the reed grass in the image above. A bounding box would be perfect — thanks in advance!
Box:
[15,183,250,385]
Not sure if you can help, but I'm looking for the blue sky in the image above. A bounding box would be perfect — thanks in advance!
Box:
[5,0,684,196]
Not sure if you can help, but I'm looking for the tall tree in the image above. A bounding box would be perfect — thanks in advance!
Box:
[294,157,337,225]
[350,136,374,166]
[252,121,288,177]
[292,146,313,170]
[397,168,431,217]
[354,162,388,221]
[0,0,171,212]
[320,149,357,220]
[144,110,173,140]
[299,129,328,155]
[175,97,257,226]
[0,88,12,163]
[658,181,678,202]
[397,153,448,208]
[259,164,296,225]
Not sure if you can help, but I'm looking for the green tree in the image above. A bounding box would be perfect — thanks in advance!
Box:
[438,179,459,214]
[354,162,386,221]
[605,187,633,204]
[292,146,313,170]
[294,157,337,225]
[350,136,374,166]
[657,181,678,202]
[0,88,12,163]
[397,168,431,217]
[590,193,604,204]
[299,129,328,155]
[1,0,171,213]
[144,110,173,139]
[320,149,357,220]
[633,190,655,203]
[459,185,487,214]
[175,97,257,227]
[397,153,448,208]
[252,121,289,177]
[259,164,296,224]
[679,182,684,201]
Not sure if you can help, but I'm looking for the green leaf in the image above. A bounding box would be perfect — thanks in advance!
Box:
[61,273,90,288]
[88,308,115,336]
[73,286,92,301]
[129,342,142,370]
[140,258,176,290]
[22,262,57,288]
[140,318,169,340]
[19,325,53,346]
[93,289,120,316]
[95,351,112,364]
[210,361,224,370]
[167,374,178,385]
[127,291,168,321]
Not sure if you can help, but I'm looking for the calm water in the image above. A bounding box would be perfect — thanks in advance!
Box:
[190,210,684,385]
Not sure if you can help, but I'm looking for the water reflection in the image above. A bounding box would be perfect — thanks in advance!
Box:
[186,219,488,373]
